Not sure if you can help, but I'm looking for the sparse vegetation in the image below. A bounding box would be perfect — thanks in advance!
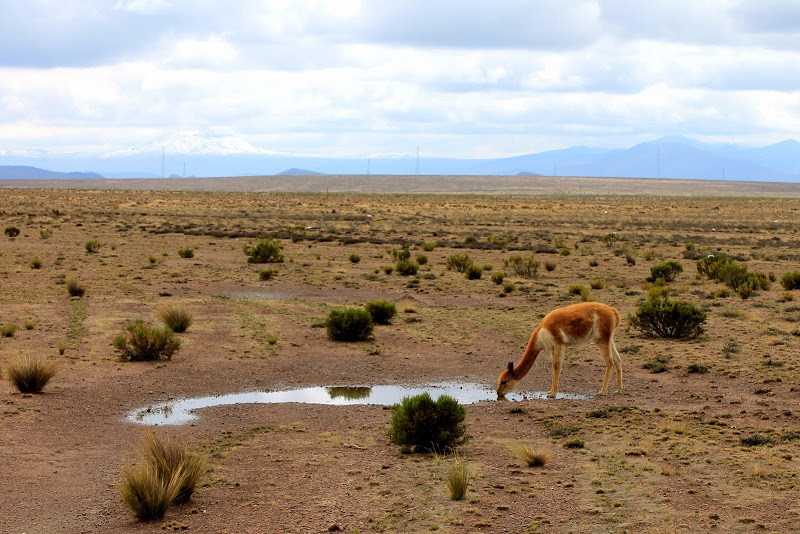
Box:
[348,253,361,263]
[114,320,182,361]
[325,308,374,341]
[503,253,540,279]
[445,254,473,273]
[1,323,17,337]
[491,271,504,284]
[395,259,418,276]
[388,393,468,453]
[30,257,42,269]
[4,226,20,238]
[7,356,56,393]
[177,247,194,258]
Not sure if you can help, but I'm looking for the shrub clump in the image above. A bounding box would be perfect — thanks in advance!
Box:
[142,431,206,505]
[630,297,706,339]
[781,270,800,290]
[465,265,483,280]
[649,260,684,282]
[348,253,361,263]
[85,239,102,253]
[325,308,374,341]
[446,460,470,500]
[118,461,181,521]
[4,226,20,238]
[67,279,86,298]
[158,305,193,333]
[395,259,418,276]
[114,320,181,361]
[245,238,284,263]
[491,271,505,285]
[258,268,278,281]
[697,253,770,298]
[7,356,57,393]
[445,254,473,273]
[503,254,540,279]
[177,248,194,258]
[364,300,397,325]
[388,393,468,453]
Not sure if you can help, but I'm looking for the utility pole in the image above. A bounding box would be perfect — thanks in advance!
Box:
[657,147,661,178]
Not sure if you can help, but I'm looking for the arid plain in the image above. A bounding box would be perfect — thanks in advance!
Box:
[1,175,799,533]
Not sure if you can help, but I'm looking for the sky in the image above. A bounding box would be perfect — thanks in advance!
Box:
[1,0,800,158]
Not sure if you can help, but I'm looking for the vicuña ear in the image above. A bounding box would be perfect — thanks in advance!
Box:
[507,361,515,376]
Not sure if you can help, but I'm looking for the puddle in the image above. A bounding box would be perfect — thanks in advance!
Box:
[127,382,589,426]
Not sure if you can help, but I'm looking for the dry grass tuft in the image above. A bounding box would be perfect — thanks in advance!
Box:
[659,421,687,434]
[446,459,470,500]
[143,431,206,505]
[7,356,56,393]
[514,443,553,467]
[158,305,193,333]
[118,461,182,521]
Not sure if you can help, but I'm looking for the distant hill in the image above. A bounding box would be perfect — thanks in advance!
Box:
[1,134,799,182]
[276,168,325,175]
[0,165,104,180]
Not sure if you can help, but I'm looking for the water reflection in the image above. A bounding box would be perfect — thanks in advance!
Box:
[127,382,589,426]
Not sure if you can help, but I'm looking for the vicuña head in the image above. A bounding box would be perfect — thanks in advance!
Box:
[497,302,622,399]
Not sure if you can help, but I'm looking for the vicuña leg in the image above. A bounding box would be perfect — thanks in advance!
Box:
[610,338,622,393]
[547,344,563,398]
[599,341,613,395]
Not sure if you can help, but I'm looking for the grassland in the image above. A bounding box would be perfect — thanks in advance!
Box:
[0,179,798,533]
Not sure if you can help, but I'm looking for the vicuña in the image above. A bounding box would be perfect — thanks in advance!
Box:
[496,302,622,398]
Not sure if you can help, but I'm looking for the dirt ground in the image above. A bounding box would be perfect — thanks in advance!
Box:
[1,182,799,533]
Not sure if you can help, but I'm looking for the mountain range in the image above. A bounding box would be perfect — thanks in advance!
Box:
[1,133,799,182]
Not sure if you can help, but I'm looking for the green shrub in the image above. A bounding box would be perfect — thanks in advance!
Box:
[85,239,101,253]
[143,431,206,505]
[388,393,468,453]
[1,324,17,337]
[564,438,585,449]
[177,248,194,258]
[503,254,540,279]
[421,242,435,252]
[389,246,411,261]
[781,271,800,290]
[364,300,397,325]
[158,305,193,333]
[325,308,374,341]
[348,253,361,263]
[740,434,773,447]
[258,268,278,280]
[558,247,571,256]
[382,265,393,275]
[245,238,284,263]
[649,260,684,282]
[601,232,619,246]
[465,265,482,280]
[491,271,505,285]
[415,254,428,265]
[23,320,35,330]
[589,279,605,290]
[30,257,42,269]
[118,461,181,521]
[697,253,769,293]
[544,261,556,272]
[395,259,418,276]
[502,281,515,293]
[39,227,53,239]
[446,254,473,273]
[114,320,181,361]
[67,279,86,298]
[7,356,56,393]
[568,284,591,301]
[4,226,20,238]
[630,297,706,339]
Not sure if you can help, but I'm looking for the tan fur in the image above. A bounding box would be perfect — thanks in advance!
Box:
[496,302,622,398]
